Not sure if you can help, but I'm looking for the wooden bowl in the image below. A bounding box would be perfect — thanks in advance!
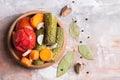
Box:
[7,10,66,69]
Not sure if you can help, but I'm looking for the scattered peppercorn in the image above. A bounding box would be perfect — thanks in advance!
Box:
[87,36,90,39]
[74,20,77,23]
[61,69,63,71]
[81,30,84,32]
[86,71,89,74]
[72,1,75,3]
[80,41,82,43]
[80,56,83,58]
[85,18,88,21]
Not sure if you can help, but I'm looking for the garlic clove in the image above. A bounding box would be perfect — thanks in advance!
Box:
[37,35,44,45]
[48,43,58,49]
[37,22,44,30]
[22,50,32,56]
[60,5,72,16]
[74,63,85,74]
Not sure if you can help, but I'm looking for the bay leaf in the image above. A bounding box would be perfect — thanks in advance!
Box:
[78,45,94,60]
[56,52,75,77]
[69,22,80,40]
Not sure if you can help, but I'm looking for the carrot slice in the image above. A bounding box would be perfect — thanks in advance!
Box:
[29,50,39,60]
[40,48,53,61]
[21,57,31,67]
[30,13,44,29]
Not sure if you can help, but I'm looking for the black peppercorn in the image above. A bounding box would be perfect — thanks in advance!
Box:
[72,1,75,3]
[87,36,90,39]
[85,18,88,21]
[80,56,83,58]
[86,71,89,74]
[74,20,77,23]
[81,30,84,32]
[80,41,82,43]
[61,69,63,71]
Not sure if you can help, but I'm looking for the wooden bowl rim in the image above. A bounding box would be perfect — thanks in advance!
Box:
[7,10,67,69]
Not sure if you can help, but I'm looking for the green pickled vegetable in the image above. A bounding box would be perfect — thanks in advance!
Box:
[34,44,46,51]
[55,27,64,49]
[44,13,57,45]
[52,27,64,61]
[78,45,94,60]
[52,49,60,62]
[69,21,80,40]
[33,59,44,65]
[36,28,44,37]
[57,52,75,77]
[34,28,46,51]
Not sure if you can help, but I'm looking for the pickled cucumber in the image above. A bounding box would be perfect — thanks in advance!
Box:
[33,59,44,65]
[44,13,57,45]
[52,27,64,61]
[36,28,44,37]
[34,44,46,51]
[34,29,46,51]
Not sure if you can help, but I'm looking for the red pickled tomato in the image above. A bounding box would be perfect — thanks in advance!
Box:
[13,28,36,52]
[13,48,23,59]
[15,17,33,31]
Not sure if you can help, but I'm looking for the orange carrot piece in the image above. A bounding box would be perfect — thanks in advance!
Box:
[21,57,31,67]
[40,48,53,61]
[30,13,44,29]
[29,50,39,60]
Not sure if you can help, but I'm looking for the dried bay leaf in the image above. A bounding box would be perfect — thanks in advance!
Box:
[69,22,80,40]
[78,45,94,60]
[56,52,75,77]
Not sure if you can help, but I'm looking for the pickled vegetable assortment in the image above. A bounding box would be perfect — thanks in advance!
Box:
[12,13,64,67]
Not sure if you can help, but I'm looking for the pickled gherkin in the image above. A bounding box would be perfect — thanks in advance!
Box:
[34,44,46,51]
[34,29,46,51]
[55,27,64,49]
[33,59,44,65]
[52,27,64,61]
[44,13,57,45]
[35,28,44,37]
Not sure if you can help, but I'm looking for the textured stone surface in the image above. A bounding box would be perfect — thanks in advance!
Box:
[0,0,120,80]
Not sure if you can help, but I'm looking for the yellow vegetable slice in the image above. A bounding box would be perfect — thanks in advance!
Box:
[40,48,53,61]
